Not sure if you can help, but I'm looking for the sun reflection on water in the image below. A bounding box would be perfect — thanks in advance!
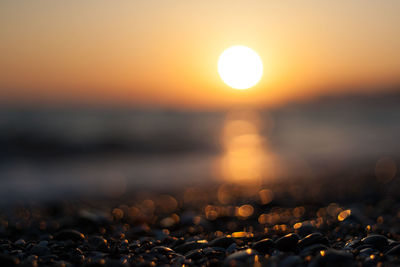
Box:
[217,109,278,185]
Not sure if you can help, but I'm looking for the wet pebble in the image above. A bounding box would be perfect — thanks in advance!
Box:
[30,243,51,256]
[298,232,329,249]
[209,237,234,248]
[309,249,355,267]
[385,244,400,255]
[251,238,275,254]
[55,229,85,241]
[361,234,388,250]
[88,236,108,251]
[223,249,259,267]
[275,233,299,252]
[174,240,208,254]
[14,239,26,246]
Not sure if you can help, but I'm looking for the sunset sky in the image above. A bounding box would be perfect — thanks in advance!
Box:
[1,0,399,109]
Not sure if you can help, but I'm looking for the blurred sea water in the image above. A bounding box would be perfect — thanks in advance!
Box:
[0,92,399,200]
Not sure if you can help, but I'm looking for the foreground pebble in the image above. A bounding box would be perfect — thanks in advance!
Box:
[0,183,400,266]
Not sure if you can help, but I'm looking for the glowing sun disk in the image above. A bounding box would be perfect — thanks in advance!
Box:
[218,45,263,90]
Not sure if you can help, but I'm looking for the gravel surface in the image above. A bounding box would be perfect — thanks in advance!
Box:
[1,176,400,266]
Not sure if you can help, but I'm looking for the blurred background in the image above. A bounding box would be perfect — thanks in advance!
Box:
[0,1,399,201]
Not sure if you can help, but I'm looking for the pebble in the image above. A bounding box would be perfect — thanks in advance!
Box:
[251,238,275,254]
[298,232,329,249]
[223,249,259,267]
[278,255,302,267]
[1,185,400,266]
[361,234,388,250]
[385,244,400,255]
[88,236,108,251]
[30,244,51,256]
[209,237,234,248]
[174,240,208,254]
[55,229,85,241]
[309,249,355,267]
[14,239,26,246]
[275,233,299,252]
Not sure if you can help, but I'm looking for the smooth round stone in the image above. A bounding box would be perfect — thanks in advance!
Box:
[55,229,85,241]
[226,243,238,254]
[223,249,259,267]
[150,246,174,254]
[174,240,208,254]
[344,239,361,249]
[251,238,275,254]
[359,247,379,257]
[203,247,225,259]
[386,244,400,255]
[209,237,235,249]
[361,235,388,250]
[300,244,328,257]
[309,249,355,267]
[298,233,329,249]
[30,244,51,256]
[14,239,26,246]
[279,255,302,267]
[275,233,299,252]
[88,236,108,251]
[296,223,316,237]
[185,249,204,260]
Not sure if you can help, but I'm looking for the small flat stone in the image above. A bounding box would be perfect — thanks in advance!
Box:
[55,229,85,241]
[386,244,400,255]
[309,249,355,267]
[275,233,299,252]
[30,244,51,256]
[150,246,174,254]
[279,255,302,267]
[298,232,329,249]
[209,237,235,248]
[174,240,208,254]
[14,239,26,246]
[223,249,259,267]
[251,238,275,254]
[88,236,108,251]
[361,235,388,250]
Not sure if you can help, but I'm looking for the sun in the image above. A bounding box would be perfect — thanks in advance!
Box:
[218,45,263,90]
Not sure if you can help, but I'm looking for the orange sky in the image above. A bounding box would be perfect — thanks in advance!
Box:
[0,0,399,109]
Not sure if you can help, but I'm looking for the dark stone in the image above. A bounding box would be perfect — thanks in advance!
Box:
[278,255,302,267]
[309,249,356,267]
[55,229,85,241]
[150,246,174,254]
[185,249,204,260]
[14,239,26,246]
[298,232,329,249]
[251,238,275,254]
[386,244,400,255]
[275,233,299,252]
[226,243,237,254]
[30,244,51,256]
[223,249,259,267]
[300,244,328,257]
[88,236,108,251]
[174,240,208,254]
[359,247,378,257]
[209,237,234,248]
[361,235,388,250]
